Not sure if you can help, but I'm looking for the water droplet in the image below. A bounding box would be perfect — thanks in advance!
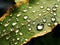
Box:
[32,21,36,25]
[12,39,15,41]
[17,38,20,40]
[57,0,60,2]
[21,23,24,26]
[38,14,41,16]
[42,18,47,23]
[29,6,32,9]
[14,42,18,45]
[51,17,56,22]
[12,22,17,26]
[28,28,32,31]
[43,11,46,13]
[4,23,9,27]
[3,29,6,32]
[10,28,14,31]
[25,39,28,41]
[53,13,57,16]
[17,13,21,17]
[40,6,44,9]
[54,22,58,26]
[47,22,51,27]
[47,7,51,11]
[28,24,31,27]
[36,2,40,4]
[27,19,31,22]
[24,16,28,20]
[15,30,19,33]
[36,24,44,31]
[6,36,10,40]
[52,7,57,12]
[32,10,36,13]
[23,9,28,12]
[54,4,58,8]
[19,32,23,36]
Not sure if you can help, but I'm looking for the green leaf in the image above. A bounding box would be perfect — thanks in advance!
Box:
[0,0,60,45]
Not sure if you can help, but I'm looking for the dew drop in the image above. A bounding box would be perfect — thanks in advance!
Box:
[24,16,28,20]
[47,22,52,27]
[19,32,23,36]
[42,18,47,23]
[12,39,15,41]
[28,28,32,31]
[36,24,44,31]
[17,13,21,17]
[15,30,19,33]
[54,22,58,26]
[52,7,57,12]
[12,22,17,26]
[4,23,9,27]
[40,6,44,9]
[53,13,57,16]
[29,6,32,9]
[38,14,41,16]
[32,10,36,13]
[28,24,31,27]
[14,42,18,45]
[3,29,6,32]
[54,4,58,8]
[32,21,36,25]
[51,17,56,22]
[47,7,51,11]
[23,9,28,12]
[17,38,20,40]
[36,2,40,4]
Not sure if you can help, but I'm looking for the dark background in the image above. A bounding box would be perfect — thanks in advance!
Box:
[0,0,15,17]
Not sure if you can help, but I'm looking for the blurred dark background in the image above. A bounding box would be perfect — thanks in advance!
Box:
[0,0,15,17]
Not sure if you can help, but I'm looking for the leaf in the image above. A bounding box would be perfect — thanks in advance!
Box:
[0,0,60,45]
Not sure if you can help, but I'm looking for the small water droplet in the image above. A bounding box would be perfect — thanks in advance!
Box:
[15,30,19,33]
[54,4,58,8]
[4,23,9,27]
[53,13,57,16]
[24,16,28,20]
[47,7,51,11]
[19,32,23,36]
[32,21,36,25]
[12,22,17,26]
[40,6,44,9]
[17,38,20,40]
[54,22,58,26]
[42,18,47,23]
[36,2,40,4]
[52,7,57,12]
[23,9,28,12]
[12,39,15,41]
[29,6,32,9]
[28,24,31,27]
[47,22,52,27]
[28,28,32,31]
[14,42,18,45]
[51,17,56,22]
[32,10,36,13]
[38,14,41,16]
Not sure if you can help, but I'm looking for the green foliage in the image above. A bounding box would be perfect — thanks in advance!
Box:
[0,0,60,45]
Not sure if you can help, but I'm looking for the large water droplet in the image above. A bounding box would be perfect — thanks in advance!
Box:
[36,24,44,31]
